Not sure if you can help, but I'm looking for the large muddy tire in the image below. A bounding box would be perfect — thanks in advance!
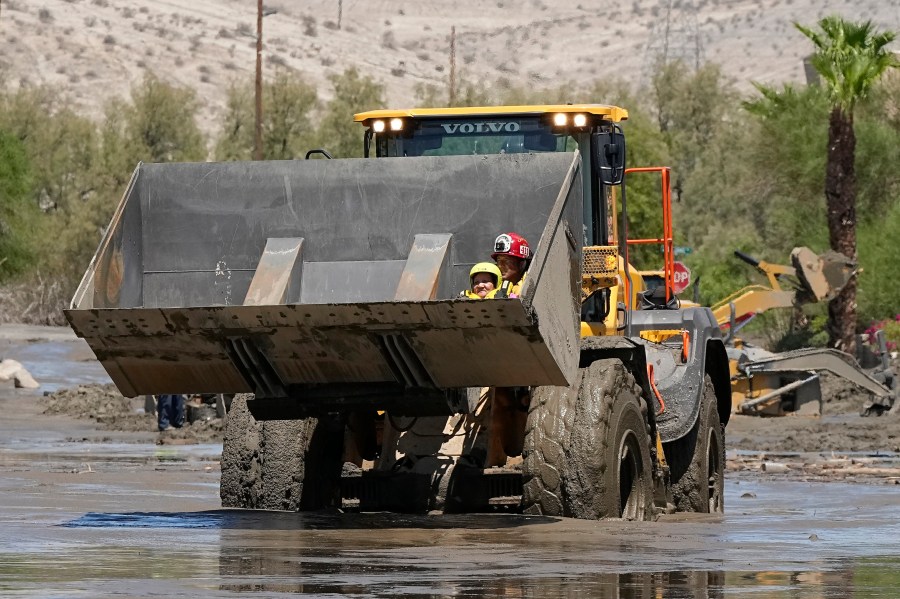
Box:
[663,375,724,513]
[521,374,580,517]
[523,359,655,520]
[220,394,259,508]
[220,394,343,511]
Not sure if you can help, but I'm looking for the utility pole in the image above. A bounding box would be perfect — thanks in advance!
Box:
[449,26,456,106]
[338,0,342,30]
[254,0,264,160]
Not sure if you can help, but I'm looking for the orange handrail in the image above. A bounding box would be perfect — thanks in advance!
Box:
[624,166,674,302]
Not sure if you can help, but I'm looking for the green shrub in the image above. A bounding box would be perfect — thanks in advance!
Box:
[0,130,36,279]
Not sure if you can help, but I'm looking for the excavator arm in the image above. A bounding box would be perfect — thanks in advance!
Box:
[712,247,855,334]
[713,247,894,416]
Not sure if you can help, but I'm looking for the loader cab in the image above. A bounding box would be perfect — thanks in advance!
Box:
[354,105,640,332]
[363,115,572,157]
[354,105,628,247]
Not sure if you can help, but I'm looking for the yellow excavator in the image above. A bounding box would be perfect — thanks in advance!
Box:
[711,248,895,416]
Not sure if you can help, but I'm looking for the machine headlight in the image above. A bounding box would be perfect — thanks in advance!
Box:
[573,113,588,128]
[552,113,568,127]
[389,118,404,131]
[372,120,386,133]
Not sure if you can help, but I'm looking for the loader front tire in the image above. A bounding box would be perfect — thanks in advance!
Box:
[521,379,579,517]
[220,394,343,511]
[522,359,655,520]
[663,375,724,513]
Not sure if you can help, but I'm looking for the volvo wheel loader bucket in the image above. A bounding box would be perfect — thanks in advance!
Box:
[66,153,584,404]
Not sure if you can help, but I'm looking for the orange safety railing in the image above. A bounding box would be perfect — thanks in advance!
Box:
[623,167,674,303]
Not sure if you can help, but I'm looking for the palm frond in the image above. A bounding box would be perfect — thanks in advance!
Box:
[795,16,899,112]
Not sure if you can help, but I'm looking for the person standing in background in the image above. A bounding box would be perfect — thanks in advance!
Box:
[156,394,185,432]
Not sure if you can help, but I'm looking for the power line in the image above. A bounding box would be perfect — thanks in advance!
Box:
[641,0,704,83]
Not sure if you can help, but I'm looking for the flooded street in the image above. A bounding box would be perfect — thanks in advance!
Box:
[1,327,899,598]
[3,461,899,598]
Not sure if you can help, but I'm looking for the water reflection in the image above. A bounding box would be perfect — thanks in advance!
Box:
[214,553,890,598]
[64,510,556,530]
[64,511,229,529]
[53,508,900,597]
[217,547,728,598]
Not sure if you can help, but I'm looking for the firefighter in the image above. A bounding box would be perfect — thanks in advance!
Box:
[483,233,533,464]
[489,232,530,298]
[460,262,502,299]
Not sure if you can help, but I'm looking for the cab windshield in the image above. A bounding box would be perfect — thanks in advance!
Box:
[377,117,576,157]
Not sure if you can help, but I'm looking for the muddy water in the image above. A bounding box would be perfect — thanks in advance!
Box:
[2,444,899,598]
[1,328,899,597]
[0,326,112,393]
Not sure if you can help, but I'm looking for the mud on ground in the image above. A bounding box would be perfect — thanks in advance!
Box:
[729,370,898,451]
[41,371,900,484]
[41,384,224,445]
[726,370,900,483]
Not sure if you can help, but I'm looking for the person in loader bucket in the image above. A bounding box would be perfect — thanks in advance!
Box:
[490,232,530,298]
[482,232,533,464]
[460,262,502,299]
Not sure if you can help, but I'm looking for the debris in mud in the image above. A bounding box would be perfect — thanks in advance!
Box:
[818,371,883,415]
[728,452,900,483]
[725,357,900,483]
[42,384,136,420]
[156,418,224,445]
[0,358,40,389]
[761,462,789,473]
[41,384,224,444]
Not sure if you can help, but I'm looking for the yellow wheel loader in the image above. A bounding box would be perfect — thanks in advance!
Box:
[66,104,732,519]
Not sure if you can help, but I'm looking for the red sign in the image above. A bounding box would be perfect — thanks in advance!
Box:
[672,262,692,295]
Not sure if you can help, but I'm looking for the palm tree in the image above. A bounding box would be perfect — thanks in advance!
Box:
[795,17,898,353]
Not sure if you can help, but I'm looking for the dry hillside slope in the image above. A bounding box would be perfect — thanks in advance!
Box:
[1,0,898,136]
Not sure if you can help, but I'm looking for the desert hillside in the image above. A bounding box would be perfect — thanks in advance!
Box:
[1,0,898,135]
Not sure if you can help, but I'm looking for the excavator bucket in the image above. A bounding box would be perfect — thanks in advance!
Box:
[791,246,856,302]
[66,153,584,399]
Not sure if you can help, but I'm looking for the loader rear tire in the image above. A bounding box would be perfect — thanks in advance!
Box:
[220,394,343,511]
[522,359,655,520]
[663,375,724,513]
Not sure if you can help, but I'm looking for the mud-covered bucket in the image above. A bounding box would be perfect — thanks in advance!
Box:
[67,153,585,398]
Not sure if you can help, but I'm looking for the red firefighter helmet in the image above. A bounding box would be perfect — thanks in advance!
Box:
[491,232,531,261]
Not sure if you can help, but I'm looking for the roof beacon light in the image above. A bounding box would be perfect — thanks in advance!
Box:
[389,118,404,131]
[552,113,568,127]
[573,113,588,128]
[372,119,386,133]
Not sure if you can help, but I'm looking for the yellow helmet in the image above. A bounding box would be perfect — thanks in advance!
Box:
[470,262,501,286]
